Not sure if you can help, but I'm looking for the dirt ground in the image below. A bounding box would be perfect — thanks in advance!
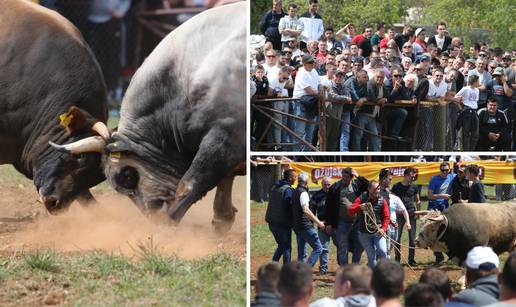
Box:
[0,176,246,260]
[250,216,464,299]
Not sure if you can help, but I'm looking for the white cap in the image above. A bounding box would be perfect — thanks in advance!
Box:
[415,27,425,37]
[465,246,499,270]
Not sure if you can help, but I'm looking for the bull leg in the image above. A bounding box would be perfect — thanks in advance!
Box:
[167,128,244,227]
[76,189,97,207]
[212,174,238,234]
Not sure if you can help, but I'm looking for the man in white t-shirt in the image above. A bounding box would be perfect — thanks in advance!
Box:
[263,49,280,77]
[427,68,448,100]
[293,54,321,151]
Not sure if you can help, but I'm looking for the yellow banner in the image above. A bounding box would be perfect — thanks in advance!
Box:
[288,161,516,189]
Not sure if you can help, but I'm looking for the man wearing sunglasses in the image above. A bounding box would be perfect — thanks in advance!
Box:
[427,162,454,264]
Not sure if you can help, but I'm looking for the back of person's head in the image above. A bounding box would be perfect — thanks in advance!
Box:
[278,261,313,302]
[298,172,309,185]
[419,268,452,301]
[465,246,499,285]
[256,262,282,294]
[372,259,404,299]
[404,283,445,306]
[500,251,516,296]
[466,164,480,177]
[334,264,372,297]
[283,169,296,182]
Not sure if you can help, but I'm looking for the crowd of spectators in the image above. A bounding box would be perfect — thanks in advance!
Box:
[251,0,516,151]
[252,250,516,306]
[265,163,486,277]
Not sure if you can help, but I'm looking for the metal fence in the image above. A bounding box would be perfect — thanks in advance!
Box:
[251,94,454,152]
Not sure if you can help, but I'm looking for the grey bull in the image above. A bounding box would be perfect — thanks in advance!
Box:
[415,202,516,264]
[52,2,246,232]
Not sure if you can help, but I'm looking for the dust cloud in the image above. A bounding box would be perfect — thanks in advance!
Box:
[10,181,246,259]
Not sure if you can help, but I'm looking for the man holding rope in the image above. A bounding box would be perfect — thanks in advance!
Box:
[348,180,390,269]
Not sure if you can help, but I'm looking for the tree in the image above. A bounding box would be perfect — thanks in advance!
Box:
[416,0,515,50]
[251,0,409,35]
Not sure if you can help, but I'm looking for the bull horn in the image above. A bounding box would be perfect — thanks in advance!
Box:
[428,215,445,222]
[92,122,110,140]
[414,210,430,216]
[49,136,105,154]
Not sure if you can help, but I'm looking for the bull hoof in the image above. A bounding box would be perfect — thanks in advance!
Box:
[212,206,237,235]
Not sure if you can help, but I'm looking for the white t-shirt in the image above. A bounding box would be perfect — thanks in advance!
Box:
[456,86,479,110]
[434,35,445,50]
[300,191,310,209]
[263,63,279,77]
[388,194,406,223]
[428,80,448,99]
[269,75,289,97]
[293,67,320,98]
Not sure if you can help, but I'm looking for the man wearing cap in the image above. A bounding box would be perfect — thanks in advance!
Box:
[326,69,352,151]
[452,246,500,306]
[292,54,321,151]
[447,164,470,204]
[291,172,324,267]
[259,0,286,51]
[413,28,427,60]
[487,67,513,112]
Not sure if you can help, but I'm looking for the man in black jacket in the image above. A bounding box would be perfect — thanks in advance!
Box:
[476,98,511,151]
[392,167,421,266]
[325,167,368,266]
[426,22,452,54]
[292,172,324,267]
[259,0,286,50]
[266,169,297,263]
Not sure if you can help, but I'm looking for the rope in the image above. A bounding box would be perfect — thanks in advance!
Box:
[361,202,420,273]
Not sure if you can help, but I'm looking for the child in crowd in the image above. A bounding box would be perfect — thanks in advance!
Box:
[455,74,480,150]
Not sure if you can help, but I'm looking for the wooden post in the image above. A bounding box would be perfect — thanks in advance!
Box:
[318,89,327,151]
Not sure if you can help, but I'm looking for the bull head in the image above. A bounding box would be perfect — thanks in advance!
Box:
[415,210,448,250]
[41,107,110,214]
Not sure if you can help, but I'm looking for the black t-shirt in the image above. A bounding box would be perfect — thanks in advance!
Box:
[469,181,486,203]
[252,75,269,96]
[392,182,419,213]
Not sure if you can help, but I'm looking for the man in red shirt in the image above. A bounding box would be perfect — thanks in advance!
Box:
[348,180,390,268]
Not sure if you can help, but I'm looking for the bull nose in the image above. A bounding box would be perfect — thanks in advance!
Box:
[38,191,66,215]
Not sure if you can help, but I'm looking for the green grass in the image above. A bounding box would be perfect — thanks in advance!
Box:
[0,249,245,306]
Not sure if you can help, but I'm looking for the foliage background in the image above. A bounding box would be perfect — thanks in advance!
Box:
[251,0,516,51]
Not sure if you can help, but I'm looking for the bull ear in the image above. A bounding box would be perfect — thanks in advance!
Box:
[59,106,109,139]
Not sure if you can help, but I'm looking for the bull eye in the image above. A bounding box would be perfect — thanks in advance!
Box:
[116,166,139,190]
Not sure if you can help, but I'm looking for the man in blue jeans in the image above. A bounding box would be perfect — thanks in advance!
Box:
[343,70,368,151]
[292,54,321,151]
[265,169,297,263]
[427,162,455,264]
[292,172,324,267]
[325,167,369,266]
[309,177,334,274]
[348,180,390,269]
